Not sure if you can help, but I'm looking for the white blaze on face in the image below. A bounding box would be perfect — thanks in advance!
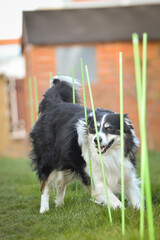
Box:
[93,114,109,147]
[92,114,121,154]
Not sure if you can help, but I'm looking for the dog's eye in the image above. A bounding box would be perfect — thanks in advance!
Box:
[91,127,96,134]
[106,126,113,131]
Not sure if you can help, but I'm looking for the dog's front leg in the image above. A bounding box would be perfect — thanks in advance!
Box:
[125,177,141,209]
[107,188,122,209]
[92,183,122,209]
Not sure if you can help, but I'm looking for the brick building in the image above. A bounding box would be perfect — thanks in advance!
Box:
[22,2,160,150]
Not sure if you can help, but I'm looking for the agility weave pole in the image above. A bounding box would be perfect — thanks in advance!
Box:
[29,77,39,128]
[50,72,53,87]
[29,77,34,127]
[33,76,39,119]
[119,52,125,235]
[85,65,113,225]
[72,66,78,195]
[141,33,154,240]
[72,66,76,104]
[132,33,155,240]
[80,58,94,196]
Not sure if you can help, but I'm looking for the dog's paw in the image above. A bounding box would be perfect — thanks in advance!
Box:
[90,198,104,206]
[40,205,49,213]
[54,197,64,207]
[92,198,122,209]
[110,200,122,210]
[132,201,141,210]
[129,195,141,210]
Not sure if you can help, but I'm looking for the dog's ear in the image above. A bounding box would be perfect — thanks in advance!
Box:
[87,113,93,125]
[124,113,134,133]
[50,77,60,87]
[96,108,115,114]
[53,78,60,85]
[54,78,60,85]
[124,113,129,119]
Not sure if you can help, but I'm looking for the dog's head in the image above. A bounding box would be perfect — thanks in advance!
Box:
[87,108,138,155]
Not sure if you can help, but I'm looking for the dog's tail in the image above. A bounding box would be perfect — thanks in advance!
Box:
[39,76,81,113]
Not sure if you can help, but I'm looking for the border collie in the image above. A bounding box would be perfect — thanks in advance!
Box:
[30,76,141,213]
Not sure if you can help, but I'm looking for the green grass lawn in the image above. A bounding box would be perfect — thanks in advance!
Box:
[0,152,160,240]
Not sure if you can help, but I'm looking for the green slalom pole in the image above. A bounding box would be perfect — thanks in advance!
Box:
[132,33,145,239]
[29,77,34,127]
[142,33,155,240]
[80,59,94,194]
[132,33,142,118]
[50,72,53,87]
[140,40,146,240]
[33,76,39,119]
[72,66,78,195]
[119,52,125,235]
[72,66,75,104]
[85,65,112,225]
[145,151,155,240]
[132,33,155,240]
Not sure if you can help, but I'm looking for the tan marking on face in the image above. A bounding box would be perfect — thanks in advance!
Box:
[104,123,110,128]
[97,122,100,128]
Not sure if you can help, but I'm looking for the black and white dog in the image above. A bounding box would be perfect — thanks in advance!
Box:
[30,76,141,213]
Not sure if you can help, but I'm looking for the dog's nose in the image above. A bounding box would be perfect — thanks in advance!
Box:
[94,136,102,145]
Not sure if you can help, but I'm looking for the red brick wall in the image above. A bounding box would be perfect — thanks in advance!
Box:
[24,42,160,150]
[24,46,56,131]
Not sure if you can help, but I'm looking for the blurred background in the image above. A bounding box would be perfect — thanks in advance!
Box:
[0,0,160,158]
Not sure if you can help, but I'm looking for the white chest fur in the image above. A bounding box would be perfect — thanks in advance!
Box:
[81,140,134,194]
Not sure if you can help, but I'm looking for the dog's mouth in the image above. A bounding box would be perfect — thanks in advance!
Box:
[95,140,114,154]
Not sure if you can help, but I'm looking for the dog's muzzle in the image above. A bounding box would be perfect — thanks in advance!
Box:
[95,139,114,154]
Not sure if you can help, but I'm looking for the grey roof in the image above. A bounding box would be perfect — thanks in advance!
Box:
[22,4,160,45]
